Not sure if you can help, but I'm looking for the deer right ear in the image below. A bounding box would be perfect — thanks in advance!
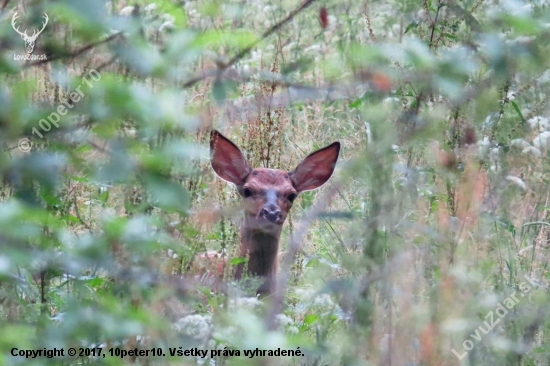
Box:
[289,141,340,192]
[210,130,251,185]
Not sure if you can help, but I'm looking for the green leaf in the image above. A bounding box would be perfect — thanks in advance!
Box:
[305,258,320,268]
[81,276,105,287]
[404,21,420,34]
[98,190,109,204]
[303,314,319,324]
[230,257,248,265]
[64,214,80,223]
[443,33,458,40]
[71,175,88,182]
[496,218,516,236]
[349,97,363,108]
[511,101,526,123]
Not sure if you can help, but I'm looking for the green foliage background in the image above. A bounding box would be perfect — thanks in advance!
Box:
[1,0,550,364]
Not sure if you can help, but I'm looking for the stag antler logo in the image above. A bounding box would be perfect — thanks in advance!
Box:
[11,12,48,54]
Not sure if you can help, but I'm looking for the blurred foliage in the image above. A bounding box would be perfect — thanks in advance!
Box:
[1,0,550,365]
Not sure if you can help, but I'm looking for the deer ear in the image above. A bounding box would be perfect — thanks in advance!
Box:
[289,142,340,192]
[210,130,251,185]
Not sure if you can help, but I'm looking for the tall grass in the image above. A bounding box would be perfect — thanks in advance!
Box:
[1,0,550,365]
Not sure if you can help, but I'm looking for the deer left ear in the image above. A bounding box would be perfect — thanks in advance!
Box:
[210,130,251,186]
[289,142,340,193]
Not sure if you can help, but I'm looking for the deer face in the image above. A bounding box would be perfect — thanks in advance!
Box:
[240,168,296,230]
[210,130,340,233]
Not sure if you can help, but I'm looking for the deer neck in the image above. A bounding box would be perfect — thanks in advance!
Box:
[238,216,282,279]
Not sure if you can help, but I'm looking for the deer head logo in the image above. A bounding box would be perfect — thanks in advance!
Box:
[11,12,49,54]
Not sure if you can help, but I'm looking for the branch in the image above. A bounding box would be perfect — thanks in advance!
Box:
[428,0,444,50]
[182,0,318,88]
[25,32,123,68]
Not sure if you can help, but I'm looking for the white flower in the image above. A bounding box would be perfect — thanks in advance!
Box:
[119,6,134,16]
[144,3,157,14]
[539,70,550,83]
[533,131,550,148]
[304,44,321,52]
[502,0,532,16]
[173,314,212,339]
[295,288,315,300]
[477,136,490,146]
[382,97,400,106]
[506,176,526,190]
[160,13,175,23]
[528,116,550,131]
[392,24,401,35]
[213,325,238,344]
[274,314,293,327]
[510,138,530,149]
[522,146,541,157]
[159,21,174,32]
[489,147,500,162]
[287,326,299,334]
[478,136,491,156]
[489,164,501,172]
[314,293,334,307]
[0,255,10,273]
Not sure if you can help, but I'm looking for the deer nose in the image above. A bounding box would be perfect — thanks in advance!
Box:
[260,205,282,223]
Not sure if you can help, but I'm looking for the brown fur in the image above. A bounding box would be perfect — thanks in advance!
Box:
[241,168,296,221]
[208,130,340,295]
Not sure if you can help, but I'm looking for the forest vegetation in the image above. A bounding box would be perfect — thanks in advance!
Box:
[1,0,550,365]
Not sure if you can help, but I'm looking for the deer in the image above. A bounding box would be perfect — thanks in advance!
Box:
[209,130,340,296]
[11,12,49,54]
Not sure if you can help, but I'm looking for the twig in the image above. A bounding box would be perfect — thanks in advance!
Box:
[428,0,444,50]
[182,0,318,88]
[25,32,123,68]
[404,0,443,168]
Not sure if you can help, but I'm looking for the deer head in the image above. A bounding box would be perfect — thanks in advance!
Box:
[210,129,340,295]
[210,130,340,233]
[12,12,49,54]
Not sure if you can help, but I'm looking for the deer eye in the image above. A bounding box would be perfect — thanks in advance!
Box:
[243,188,253,198]
[287,193,297,203]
